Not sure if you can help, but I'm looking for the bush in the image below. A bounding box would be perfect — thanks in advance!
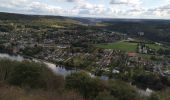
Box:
[65,72,139,100]
[0,59,64,90]
[8,61,45,88]
[148,93,159,100]
[94,91,117,100]
[155,88,170,100]
[132,72,165,90]
[22,46,42,56]
[65,72,106,99]
[109,80,138,100]
[0,59,20,82]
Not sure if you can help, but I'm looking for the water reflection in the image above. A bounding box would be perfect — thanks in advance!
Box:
[0,53,110,80]
[0,53,153,96]
[0,53,24,61]
[0,53,86,77]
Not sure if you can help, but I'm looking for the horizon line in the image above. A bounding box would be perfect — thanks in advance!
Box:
[0,11,170,21]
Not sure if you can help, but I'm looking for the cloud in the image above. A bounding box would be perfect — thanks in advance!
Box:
[65,0,84,2]
[52,0,84,3]
[0,0,78,16]
[72,1,106,16]
[146,4,170,17]
[0,0,31,8]
[0,0,170,19]
[110,0,142,6]
[27,2,64,15]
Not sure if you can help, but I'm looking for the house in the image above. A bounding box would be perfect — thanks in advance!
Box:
[127,38,135,42]
[128,52,137,57]
[155,42,162,46]
[128,52,138,64]
[138,32,145,36]
[112,69,120,74]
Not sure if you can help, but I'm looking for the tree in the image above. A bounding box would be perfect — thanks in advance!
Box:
[94,91,117,100]
[109,80,138,100]
[65,72,106,99]
[8,62,45,88]
[148,93,159,100]
[132,72,165,90]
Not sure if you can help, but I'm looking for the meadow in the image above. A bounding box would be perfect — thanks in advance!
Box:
[95,40,169,53]
[95,41,138,52]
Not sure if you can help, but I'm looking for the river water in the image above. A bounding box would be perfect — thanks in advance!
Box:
[0,53,24,61]
[0,53,78,76]
[0,53,108,80]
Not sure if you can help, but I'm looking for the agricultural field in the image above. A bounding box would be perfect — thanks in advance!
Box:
[146,44,167,50]
[95,40,170,53]
[95,41,138,52]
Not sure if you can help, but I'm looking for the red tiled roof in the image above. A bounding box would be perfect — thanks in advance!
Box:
[128,52,137,57]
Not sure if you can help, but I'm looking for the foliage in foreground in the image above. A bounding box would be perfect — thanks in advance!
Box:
[0,59,64,90]
[0,59,170,100]
[65,72,138,100]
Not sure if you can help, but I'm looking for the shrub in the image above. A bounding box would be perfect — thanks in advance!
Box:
[109,80,138,100]
[94,91,117,100]
[148,93,159,100]
[65,72,106,99]
[0,59,64,90]
[8,61,45,88]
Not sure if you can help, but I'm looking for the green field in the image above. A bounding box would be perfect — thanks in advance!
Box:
[95,41,138,52]
[146,44,166,50]
[95,40,170,53]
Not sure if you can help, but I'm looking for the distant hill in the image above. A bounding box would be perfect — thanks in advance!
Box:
[1,12,170,25]
[1,12,170,23]
[0,12,170,43]
[0,12,99,26]
[0,12,65,20]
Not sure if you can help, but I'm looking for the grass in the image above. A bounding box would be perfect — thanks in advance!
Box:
[51,25,65,28]
[95,40,170,53]
[156,88,170,100]
[95,22,108,27]
[73,57,83,65]
[0,83,84,100]
[146,44,166,50]
[138,54,152,60]
[95,41,138,52]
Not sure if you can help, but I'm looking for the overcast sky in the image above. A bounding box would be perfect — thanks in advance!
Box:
[0,0,170,19]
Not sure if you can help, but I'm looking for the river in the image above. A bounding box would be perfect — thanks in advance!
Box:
[0,53,109,80]
[0,53,153,96]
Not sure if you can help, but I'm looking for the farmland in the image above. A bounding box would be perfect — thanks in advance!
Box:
[95,41,138,52]
[95,40,170,53]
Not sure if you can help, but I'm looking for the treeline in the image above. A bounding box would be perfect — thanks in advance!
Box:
[0,24,15,32]
[0,12,64,20]
[101,21,170,43]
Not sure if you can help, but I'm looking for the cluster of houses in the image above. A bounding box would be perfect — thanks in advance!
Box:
[1,27,170,78]
[0,27,123,65]
[137,43,156,55]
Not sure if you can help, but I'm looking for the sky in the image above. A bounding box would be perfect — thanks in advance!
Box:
[0,0,170,19]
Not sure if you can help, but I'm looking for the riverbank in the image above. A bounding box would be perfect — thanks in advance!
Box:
[0,52,154,96]
[0,53,109,80]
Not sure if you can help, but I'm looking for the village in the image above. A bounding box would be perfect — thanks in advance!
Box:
[0,24,170,82]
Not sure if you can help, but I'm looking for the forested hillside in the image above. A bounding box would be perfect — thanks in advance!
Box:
[101,19,170,43]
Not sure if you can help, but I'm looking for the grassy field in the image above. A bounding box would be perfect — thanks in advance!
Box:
[146,44,166,50]
[95,40,170,53]
[95,41,138,52]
